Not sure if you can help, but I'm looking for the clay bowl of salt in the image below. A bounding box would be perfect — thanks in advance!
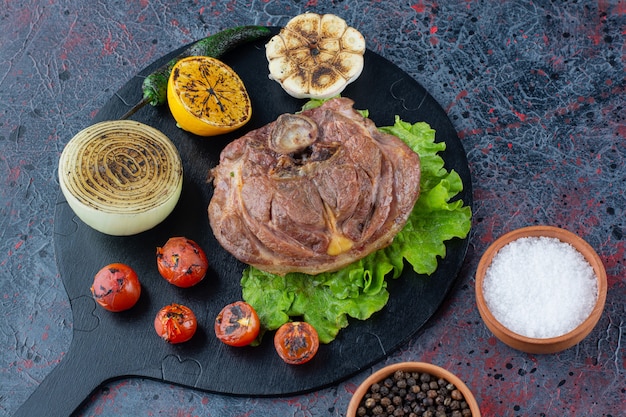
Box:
[475,225,607,354]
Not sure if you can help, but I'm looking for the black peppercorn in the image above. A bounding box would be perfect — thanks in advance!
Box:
[451,390,463,401]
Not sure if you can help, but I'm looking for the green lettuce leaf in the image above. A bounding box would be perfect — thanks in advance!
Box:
[380,118,472,275]
[241,115,472,344]
[242,251,391,344]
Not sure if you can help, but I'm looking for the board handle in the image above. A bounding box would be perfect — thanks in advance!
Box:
[13,330,121,417]
[13,327,161,417]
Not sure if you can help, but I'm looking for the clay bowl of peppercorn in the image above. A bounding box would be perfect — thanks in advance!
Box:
[475,225,607,354]
[347,361,481,417]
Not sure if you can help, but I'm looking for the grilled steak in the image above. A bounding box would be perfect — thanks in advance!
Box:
[208,98,421,275]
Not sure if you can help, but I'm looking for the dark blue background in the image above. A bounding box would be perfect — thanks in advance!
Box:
[1,1,624,416]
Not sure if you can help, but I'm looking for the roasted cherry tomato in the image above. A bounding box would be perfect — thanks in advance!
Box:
[90,263,141,312]
[156,237,209,288]
[274,321,320,365]
[154,303,197,344]
[214,301,261,347]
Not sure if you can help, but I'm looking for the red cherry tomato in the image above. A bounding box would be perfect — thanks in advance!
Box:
[90,263,141,312]
[214,301,261,347]
[154,303,197,344]
[156,237,209,288]
[274,321,320,365]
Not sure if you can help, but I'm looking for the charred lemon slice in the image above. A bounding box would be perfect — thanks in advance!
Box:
[167,56,252,136]
[265,13,366,99]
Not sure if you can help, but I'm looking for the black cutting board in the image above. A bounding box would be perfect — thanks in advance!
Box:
[16,28,472,417]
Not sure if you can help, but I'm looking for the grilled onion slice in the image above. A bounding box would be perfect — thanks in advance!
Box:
[58,120,183,236]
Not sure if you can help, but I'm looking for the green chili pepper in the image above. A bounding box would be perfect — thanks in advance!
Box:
[122,25,271,119]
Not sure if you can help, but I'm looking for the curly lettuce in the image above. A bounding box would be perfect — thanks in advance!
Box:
[241,115,472,343]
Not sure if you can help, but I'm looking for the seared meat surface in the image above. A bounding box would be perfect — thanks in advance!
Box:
[208,98,421,275]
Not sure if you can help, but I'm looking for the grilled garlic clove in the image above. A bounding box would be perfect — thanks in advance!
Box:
[58,120,183,236]
[266,13,366,99]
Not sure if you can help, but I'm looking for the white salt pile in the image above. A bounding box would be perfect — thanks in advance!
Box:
[482,236,598,339]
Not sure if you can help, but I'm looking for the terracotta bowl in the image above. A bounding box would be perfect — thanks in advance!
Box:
[475,225,607,354]
[347,362,481,417]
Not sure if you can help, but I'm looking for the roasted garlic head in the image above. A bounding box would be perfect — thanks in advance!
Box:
[265,13,366,99]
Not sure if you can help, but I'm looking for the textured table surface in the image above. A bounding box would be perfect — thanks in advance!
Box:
[1,1,624,416]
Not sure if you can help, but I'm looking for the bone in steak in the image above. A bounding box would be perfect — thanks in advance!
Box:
[208,97,421,275]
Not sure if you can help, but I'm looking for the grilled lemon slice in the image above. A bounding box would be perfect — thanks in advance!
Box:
[167,56,252,136]
[266,13,365,99]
